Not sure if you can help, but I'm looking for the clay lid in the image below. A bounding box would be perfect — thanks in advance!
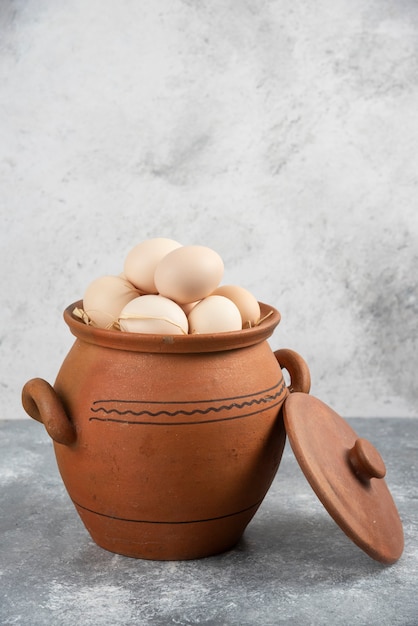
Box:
[283,393,404,564]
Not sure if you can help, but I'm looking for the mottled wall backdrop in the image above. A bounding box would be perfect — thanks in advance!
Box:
[1,0,417,418]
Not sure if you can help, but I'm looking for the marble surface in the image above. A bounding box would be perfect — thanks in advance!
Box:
[1,0,418,420]
[1,417,417,625]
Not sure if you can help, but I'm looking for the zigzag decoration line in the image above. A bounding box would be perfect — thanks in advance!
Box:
[91,380,282,407]
[90,380,286,418]
[89,379,286,425]
[90,389,284,418]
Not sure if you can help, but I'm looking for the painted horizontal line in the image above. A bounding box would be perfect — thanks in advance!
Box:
[73,498,263,525]
[91,381,283,407]
[89,397,285,426]
[90,389,285,418]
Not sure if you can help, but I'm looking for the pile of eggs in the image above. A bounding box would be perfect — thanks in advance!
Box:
[77,238,263,335]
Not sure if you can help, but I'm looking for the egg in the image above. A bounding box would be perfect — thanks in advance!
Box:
[155,245,224,304]
[188,295,242,334]
[180,301,200,315]
[119,295,188,335]
[83,275,140,329]
[123,238,182,293]
[211,285,261,328]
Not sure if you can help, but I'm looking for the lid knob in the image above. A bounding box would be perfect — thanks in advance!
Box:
[347,438,386,482]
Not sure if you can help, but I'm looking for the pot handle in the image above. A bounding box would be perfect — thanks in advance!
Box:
[274,348,311,394]
[21,378,76,445]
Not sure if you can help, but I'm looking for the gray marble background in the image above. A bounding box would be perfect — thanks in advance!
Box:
[1,0,417,419]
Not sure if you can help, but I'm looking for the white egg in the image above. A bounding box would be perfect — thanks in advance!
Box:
[119,295,188,335]
[154,245,224,304]
[123,238,182,293]
[188,295,242,334]
[211,285,261,328]
[83,275,140,329]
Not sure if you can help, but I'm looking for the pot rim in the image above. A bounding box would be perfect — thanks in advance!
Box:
[64,300,281,354]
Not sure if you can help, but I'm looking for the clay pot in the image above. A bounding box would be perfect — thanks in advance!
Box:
[22,301,310,560]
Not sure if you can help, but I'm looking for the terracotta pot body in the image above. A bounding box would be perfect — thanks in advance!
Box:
[22,301,310,560]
